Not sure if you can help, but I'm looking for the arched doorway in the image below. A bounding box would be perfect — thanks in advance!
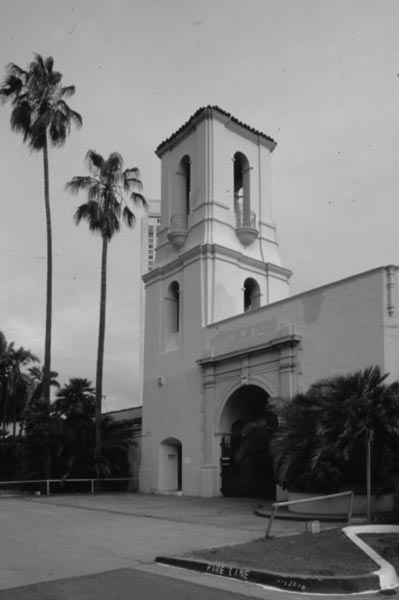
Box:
[158,438,182,492]
[219,385,276,499]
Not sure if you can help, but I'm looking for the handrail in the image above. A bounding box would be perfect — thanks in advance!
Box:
[265,490,354,537]
[0,477,136,496]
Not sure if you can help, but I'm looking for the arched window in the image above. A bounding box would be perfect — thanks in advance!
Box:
[244,278,261,312]
[166,281,180,334]
[176,155,191,218]
[234,152,250,226]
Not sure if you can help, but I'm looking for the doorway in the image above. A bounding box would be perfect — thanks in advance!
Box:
[219,385,276,498]
[158,438,182,492]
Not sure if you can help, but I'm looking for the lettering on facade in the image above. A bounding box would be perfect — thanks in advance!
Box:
[205,563,249,581]
[211,319,294,356]
[276,577,306,591]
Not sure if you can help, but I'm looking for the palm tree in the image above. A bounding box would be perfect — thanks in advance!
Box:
[97,414,131,481]
[28,366,60,404]
[66,150,145,460]
[54,378,96,479]
[0,54,82,406]
[54,378,95,420]
[23,387,62,480]
[0,333,39,437]
[310,366,399,521]
[269,393,343,494]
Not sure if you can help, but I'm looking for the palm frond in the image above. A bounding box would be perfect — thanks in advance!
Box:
[10,102,31,140]
[44,56,54,73]
[65,176,97,193]
[60,85,75,98]
[74,201,102,232]
[106,152,123,174]
[122,206,135,227]
[32,53,45,72]
[85,150,105,174]
[5,62,27,78]
[131,191,146,206]
[0,74,24,101]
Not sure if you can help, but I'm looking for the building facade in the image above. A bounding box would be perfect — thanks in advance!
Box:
[140,106,399,497]
[139,201,161,402]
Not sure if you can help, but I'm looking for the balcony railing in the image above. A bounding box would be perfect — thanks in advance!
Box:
[168,213,188,249]
[235,209,256,229]
[235,210,258,246]
[170,213,188,231]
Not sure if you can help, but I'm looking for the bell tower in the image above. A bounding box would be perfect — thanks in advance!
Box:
[152,105,290,325]
[141,107,291,495]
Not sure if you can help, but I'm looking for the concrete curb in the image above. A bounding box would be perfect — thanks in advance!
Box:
[155,555,381,594]
[343,525,399,593]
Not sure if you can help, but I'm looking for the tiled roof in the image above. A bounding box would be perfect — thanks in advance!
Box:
[156,105,276,156]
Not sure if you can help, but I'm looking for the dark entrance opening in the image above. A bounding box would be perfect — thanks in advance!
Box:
[219,385,276,499]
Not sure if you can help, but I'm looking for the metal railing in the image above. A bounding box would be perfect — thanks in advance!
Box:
[170,213,188,231]
[265,490,354,537]
[0,477,138,496]
[235,209,256,229]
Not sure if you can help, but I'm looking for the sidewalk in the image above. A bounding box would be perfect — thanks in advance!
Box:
[28,491,274,531]
[30,492,346,529]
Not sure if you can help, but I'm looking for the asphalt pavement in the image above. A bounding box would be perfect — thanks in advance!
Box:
[0,492,387,599]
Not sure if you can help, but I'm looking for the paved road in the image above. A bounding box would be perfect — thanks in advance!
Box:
[0,568,308,600]
[0,493,386,599]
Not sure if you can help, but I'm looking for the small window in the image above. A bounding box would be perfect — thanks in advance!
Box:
[244,278,261,312]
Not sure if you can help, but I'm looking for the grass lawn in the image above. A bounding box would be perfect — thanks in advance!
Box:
[360,534,399,573]
[189,528,381,576]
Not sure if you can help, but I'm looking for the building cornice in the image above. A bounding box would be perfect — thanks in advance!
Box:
[155,106,277,157]
[142,243,292,285]
[197,333,301,367]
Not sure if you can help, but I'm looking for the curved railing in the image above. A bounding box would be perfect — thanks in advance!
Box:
[168,213,188,249]
[235,209,256,229]
[235,210,258,246]
[170,213,188,231]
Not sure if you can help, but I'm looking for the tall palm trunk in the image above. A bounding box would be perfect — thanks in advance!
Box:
[12,397,16,437]
[95,235,108,459]
[42,135,52,405]
[44,433,51,481]
[366,438,372,523]
[2,392,7,437]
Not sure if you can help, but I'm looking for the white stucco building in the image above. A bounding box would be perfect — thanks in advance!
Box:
[140,106,399,498]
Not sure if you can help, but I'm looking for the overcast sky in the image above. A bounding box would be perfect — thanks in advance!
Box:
[1,0,399,411]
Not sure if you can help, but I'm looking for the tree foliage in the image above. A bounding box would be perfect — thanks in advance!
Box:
[66,150,145,460]
[0,336,130,485]
[0,332,38,437]
[271,366,399,495]
[0,54,82,150]
[0,54,82,406]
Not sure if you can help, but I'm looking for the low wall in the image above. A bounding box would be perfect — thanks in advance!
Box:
[287,491,395,515]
